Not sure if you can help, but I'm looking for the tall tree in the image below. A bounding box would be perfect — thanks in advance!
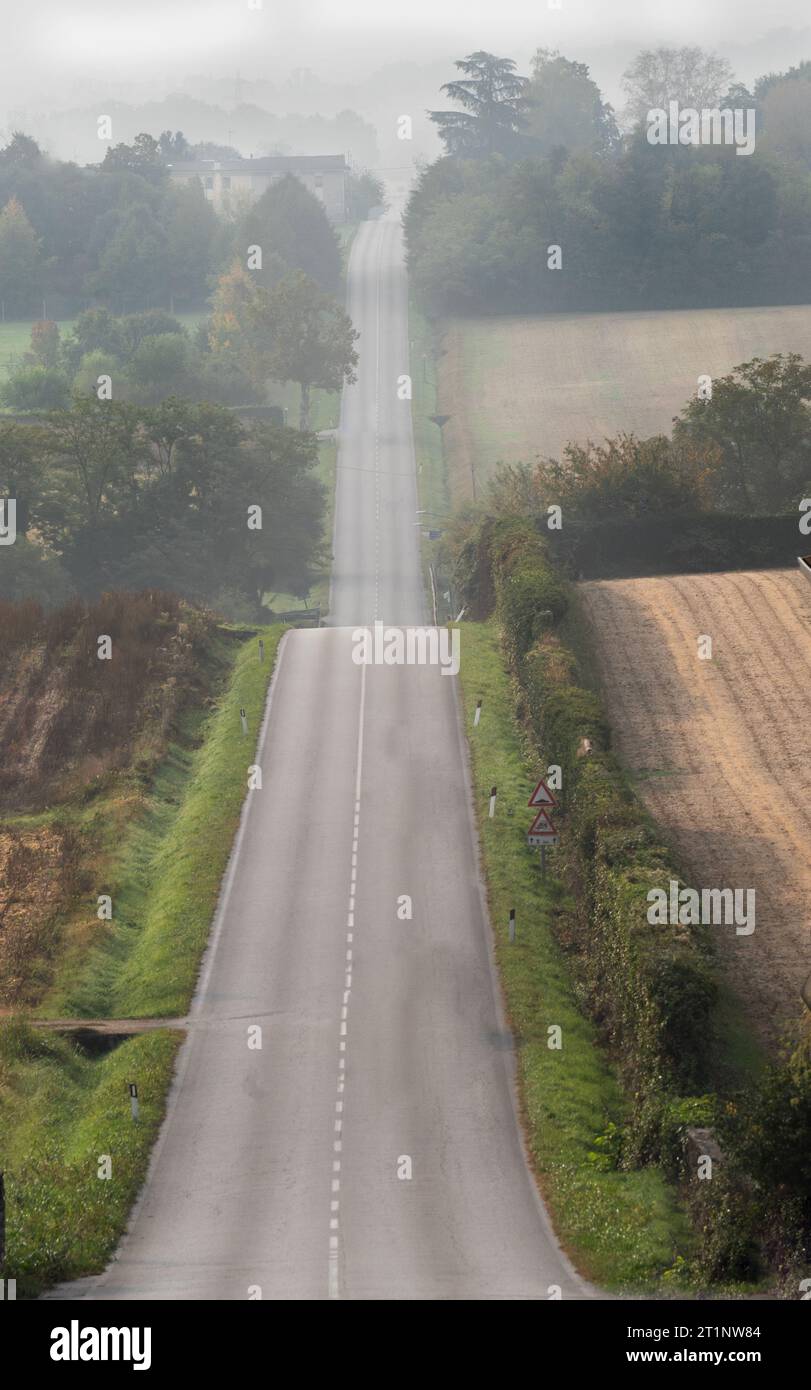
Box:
[621,47,734,129]
[258,271,358,429]
[240,174,341,295]
[0,195,41,314]
[429,52,529,158]
[673,353,811,510]
[100,133,166,183]
[525,50,619,156]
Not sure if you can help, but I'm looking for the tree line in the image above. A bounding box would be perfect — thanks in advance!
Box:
[0,131,383,318]
[0,397,327,620]
[406,48,811,314]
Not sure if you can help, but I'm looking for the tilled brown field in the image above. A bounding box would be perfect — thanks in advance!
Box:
[579,567,811,1047]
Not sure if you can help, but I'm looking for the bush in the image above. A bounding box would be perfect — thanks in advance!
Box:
[1,363,70,412]
[460,516,718,1112]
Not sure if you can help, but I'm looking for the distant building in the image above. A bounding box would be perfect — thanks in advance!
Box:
[167,154,348,223]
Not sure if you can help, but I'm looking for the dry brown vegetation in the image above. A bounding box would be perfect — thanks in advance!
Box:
[580,567,811,1047]
[0,592,215,811]
[0,591,226,1009]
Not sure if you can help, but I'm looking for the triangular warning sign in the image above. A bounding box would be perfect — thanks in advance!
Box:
[529,808,557,836]
[528,779,557,808]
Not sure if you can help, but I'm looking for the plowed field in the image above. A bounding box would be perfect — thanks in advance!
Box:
[579,567,811,1046]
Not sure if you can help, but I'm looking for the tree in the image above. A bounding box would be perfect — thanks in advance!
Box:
[0,421,50,533]
[488,433,716,525]
[525,50,619,156]
[43,397,148,545]
[124,333,201,405]
[158,130,191,162]
[0,132,43,169]
[759,72,811,170]
[621,47,734,130]
[259,271,358,430]
[1,363,70,413]
[163,180,221,307]
[429,52,529,158]
[240,174,341,295]
[85,203,170,308]
[0,195,41,314]
[100,133,166,183]
[30,320,61,369]
[346,169,387,219]
[673,353,811,510]
[208,260,265,376]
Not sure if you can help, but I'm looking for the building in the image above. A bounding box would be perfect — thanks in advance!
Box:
[167,154,348,223]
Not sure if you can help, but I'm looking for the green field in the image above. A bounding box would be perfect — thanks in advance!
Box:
[0,312,208,381]
[438,304,811,502]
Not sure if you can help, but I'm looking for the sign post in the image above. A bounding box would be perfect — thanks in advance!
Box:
[527,780,559,874]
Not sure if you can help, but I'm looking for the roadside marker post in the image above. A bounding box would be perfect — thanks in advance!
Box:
[489,785,497,818]
[128,1082,139,1123]
[258,638,265,662]
[509,908,516,943]
[474,699,482,727]
[240,707,248,737]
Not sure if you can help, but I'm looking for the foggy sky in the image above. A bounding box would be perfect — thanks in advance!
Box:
[4,1,811,143]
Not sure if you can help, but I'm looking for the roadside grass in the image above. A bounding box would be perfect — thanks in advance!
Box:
[457,619,696,1290]
[36,625,286,1020]
[0,1021,181,1297]
[0,623,285,1294]
[409,296,454,620]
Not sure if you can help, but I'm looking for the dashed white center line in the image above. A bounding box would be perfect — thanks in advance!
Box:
[328,656,367,1301]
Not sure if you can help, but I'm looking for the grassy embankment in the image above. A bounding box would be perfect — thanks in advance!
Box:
[409,296,453,620]
[456,620,696,1290]
[412,308,763,1291]
[0,620,285,1295]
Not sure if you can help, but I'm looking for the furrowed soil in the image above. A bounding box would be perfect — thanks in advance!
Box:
[579,567,811,1049]
[438,306,811,501]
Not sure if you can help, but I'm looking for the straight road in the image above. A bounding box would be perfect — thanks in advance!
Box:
[52,212,593,1300]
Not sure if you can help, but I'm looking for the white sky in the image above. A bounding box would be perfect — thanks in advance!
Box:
[4,1,811,112]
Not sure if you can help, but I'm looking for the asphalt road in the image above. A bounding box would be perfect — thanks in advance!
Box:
[54,213,594,1301]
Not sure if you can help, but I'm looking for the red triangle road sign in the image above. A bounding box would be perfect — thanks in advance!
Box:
[528,779,557,808]
[528,808,557,836]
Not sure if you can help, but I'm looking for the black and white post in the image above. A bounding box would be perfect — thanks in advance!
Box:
[240,707,248,737]
[508,908,516,944]
[489,785,497,818]
[129,1082,139,1123]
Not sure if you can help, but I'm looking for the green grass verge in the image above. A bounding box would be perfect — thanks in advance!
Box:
[409,296,454,620]
[457,619,696,1291]
[0,622,286,1295]
[46,624,286,1019]
[0,1022,181,1297]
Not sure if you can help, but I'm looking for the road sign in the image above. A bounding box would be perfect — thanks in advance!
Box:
[527,808,559,847]
[528,778,557,808]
